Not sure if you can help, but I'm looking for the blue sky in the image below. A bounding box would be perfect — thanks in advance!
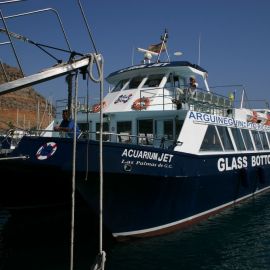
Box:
[1,0,270,108]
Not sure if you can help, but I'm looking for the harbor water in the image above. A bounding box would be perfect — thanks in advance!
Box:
[1,191,270,270]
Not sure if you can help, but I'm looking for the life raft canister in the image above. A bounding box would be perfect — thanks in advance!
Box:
[131,97,150,110]
[92,101,107,113]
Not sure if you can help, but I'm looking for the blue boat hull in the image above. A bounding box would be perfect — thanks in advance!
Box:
[2,136,270,236]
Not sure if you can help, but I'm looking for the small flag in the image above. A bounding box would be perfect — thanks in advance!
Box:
[228,91,235,102]
[147,42,166,53]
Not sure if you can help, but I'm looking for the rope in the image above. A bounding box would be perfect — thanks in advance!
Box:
[87,53,106,270]
[69,71,79,270]
[84,75,90,181]
[88,54,103,83]
[68,53,105,270]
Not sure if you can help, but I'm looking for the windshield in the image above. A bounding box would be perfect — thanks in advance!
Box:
[111,79,128,92]
[142,74,164,88]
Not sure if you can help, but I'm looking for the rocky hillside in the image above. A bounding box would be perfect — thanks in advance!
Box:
[0,63,54,131]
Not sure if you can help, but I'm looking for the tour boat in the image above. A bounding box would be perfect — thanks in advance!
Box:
[1,31,270,239]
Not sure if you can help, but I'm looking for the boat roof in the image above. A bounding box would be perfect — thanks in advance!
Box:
[106,61,208,84]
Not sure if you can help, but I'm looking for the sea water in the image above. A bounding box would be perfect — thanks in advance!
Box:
[1,191,270,270]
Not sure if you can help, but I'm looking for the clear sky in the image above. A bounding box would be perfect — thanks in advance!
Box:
[1,0,270,108]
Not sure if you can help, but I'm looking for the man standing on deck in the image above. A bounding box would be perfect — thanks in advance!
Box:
[54,109,79,138]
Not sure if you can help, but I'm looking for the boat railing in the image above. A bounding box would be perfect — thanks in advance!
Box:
[0,128,28,150]
[80,130,175,149]
[139,86,233,116]
[7,128,174,149]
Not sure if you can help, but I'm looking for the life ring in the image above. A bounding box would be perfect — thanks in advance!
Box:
[131,97,150,110]
[36,142,57,160]
[248,111,258,123]
[265,114,270,126]
[92,101,107,113]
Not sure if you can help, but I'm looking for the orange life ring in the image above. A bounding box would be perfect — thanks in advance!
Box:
[92,101,107,113]
[248,111,258,123]
[265,114,270,126]
[131,97,150,110]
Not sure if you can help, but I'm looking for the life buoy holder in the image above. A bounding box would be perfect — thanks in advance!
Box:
[131,97,150,110]
[92,101,107,113]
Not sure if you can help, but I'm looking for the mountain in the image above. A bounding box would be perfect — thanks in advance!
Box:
[0,63,54,131]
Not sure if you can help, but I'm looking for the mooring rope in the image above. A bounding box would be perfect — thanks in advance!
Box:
[69,70,79,270]
[89,53,106,270]
[69,53,106,270]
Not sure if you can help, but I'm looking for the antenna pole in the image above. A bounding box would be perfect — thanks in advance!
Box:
[157,29,168,63]
[198,33,201,65]
[240,88,245,109]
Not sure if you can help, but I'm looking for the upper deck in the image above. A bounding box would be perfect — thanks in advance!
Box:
[100,61,232,116]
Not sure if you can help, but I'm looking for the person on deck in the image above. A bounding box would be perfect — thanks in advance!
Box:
[189,77,198,92]
[54,109,80,138]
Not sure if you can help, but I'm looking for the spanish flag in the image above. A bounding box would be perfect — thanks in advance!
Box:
[147,42,166,53]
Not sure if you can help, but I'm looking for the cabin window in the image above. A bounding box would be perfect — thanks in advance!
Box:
[216,126,234,151]
[241,129,254,150]
[96,122,109,141]
[117,121,132,143]
[142,74,163,88]
[111,79,128,92]
[230,128,246,151]
[124,76,143,90]
[175,119,184,139]
[259,131,269,150]
[164,120,174,140]
[267,132,270,146]
[200,125,223,152]
[251,130,263,150]
[138,119,153,145]
[165,74,183,89]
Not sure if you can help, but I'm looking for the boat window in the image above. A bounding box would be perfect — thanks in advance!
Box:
[117,121,132,143]
[230,128,246,151]
[241,129,254,150]
[164,74,181,89]
[142,74,163,88]
[124,76,143,90]
[267,132,270,146]
[200,125,223,152]
[216,126,234,151]
[259,131,269,150]
[176,119,184,138]
[251,130,263,150]
[164,120,174,140]
[137,119,153,145]
[111,79,128,92]
[96,122,109,141]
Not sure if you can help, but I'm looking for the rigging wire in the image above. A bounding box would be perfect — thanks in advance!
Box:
[77,0,98,54]
[0,28,84,63]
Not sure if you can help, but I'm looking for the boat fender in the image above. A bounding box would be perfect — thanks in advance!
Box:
[92,101,107,113]
[239,167,249,188]
[131,97,150,110]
